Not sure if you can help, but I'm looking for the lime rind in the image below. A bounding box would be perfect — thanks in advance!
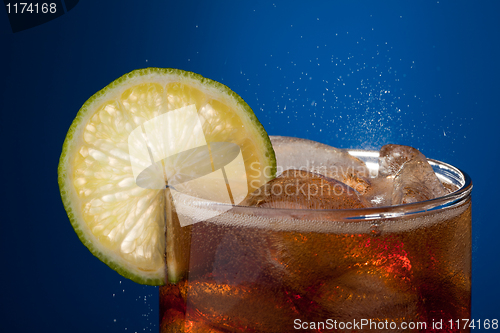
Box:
[58,68,276,285]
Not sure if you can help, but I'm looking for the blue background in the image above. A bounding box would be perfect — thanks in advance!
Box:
[1,0,499,331]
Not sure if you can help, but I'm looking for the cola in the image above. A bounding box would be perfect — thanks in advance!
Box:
[159,136,472,332]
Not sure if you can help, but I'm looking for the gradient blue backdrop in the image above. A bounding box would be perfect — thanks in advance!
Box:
[1,1,499,331]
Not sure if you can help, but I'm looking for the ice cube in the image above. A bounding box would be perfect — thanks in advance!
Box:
[183,280,301,332]
[240,170,370,288]
[378,144,425,178]
[271,136,372,194]
[313,267,418,326]
[363,176,394,207]
[265,233,419,326]
[241,169,370,209]
[378,144,447,205]
[264,228,418,311]
[265,230,371,295]
[392,157,447,204]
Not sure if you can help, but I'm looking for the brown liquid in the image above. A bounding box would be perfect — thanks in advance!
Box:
[160,199,471,332]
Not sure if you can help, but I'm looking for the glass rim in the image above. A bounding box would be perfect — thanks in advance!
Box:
[179,150,472,222]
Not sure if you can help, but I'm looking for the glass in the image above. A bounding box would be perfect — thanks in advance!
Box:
[159,149,472,333]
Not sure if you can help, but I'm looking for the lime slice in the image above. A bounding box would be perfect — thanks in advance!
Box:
[58,68,276,285]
